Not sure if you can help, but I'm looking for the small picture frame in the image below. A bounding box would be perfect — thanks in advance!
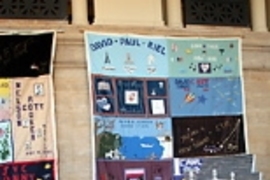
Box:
[149,99,166,115]
[34,83,44,96]
[124,168,146,180]
[198,62,211,74]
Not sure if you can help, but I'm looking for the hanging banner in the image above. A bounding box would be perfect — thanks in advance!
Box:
[85,32,246,179]
[11,76,55,161]
[0,32,58,180]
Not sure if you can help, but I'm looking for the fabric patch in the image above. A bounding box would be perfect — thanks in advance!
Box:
[94,116,173,160]
[198,62,211,74]
[0,160,55,179]
[172,116,246,157]
[150,99,166,115]
[169,77,243,116]
[94,76,114,96]
[125,168,146,180]
[95,96,114,114]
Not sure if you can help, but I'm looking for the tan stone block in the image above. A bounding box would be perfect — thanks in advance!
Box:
[59,169,77,180]
[54,83,85,92]
[243,50,270,70]
[56,44,86,62]
[56,95,90,109]
[248,134,270,154]
[243,70,270,81]
[245,94,270,111]
[254,155,270,172]
[246,111,270,126]
[244,81,270,95]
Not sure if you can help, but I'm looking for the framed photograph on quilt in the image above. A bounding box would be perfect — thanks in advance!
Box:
[116,78,145,116]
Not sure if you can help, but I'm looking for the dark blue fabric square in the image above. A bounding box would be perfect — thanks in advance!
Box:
[116,79,145,115]
[147,80,167,96]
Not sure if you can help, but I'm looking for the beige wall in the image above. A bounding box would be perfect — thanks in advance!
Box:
[244,70,270,179]
[55,33,92,180]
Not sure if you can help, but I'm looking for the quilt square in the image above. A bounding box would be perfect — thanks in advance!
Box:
[97,160,173,180]
[172,115,246,157]
[169,77,243,116]
[85,33,169,77]
[0,160,55,179]
[95,116,173,160]
[167,39,241,77]
[146,79,167,97]
[93,76,114,96]
[116,79,145,115]
[0,120,13,164]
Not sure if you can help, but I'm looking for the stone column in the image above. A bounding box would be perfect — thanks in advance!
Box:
[250,0,268,32]
[166,0,184,28]
[266,0,270,29]
[71,0,88,25]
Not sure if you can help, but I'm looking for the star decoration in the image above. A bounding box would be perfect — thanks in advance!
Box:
[198,95,207,104]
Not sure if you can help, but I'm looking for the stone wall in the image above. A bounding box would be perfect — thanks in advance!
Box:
[21,25,270,180]
[244,70,270,180]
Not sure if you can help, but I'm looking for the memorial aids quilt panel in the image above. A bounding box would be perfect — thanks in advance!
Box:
[85,32,246,180]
